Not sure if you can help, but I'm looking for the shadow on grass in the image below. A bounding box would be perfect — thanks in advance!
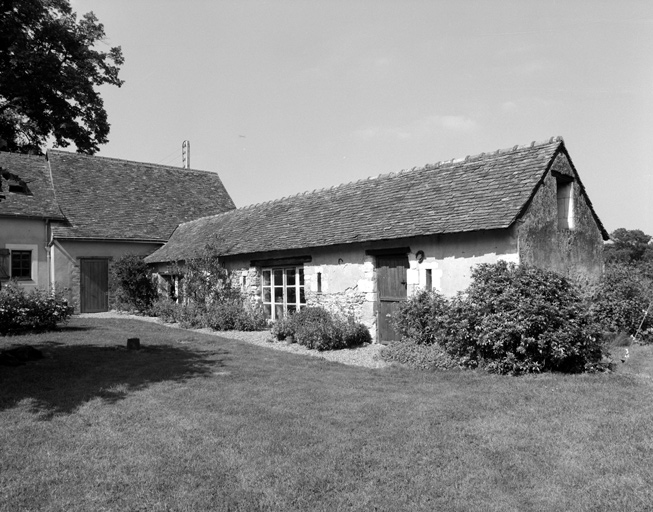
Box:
[0,339,226,418]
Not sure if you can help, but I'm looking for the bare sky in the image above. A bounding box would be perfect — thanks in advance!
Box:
[71,0,653,235]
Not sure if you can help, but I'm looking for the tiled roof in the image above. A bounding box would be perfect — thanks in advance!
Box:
[145,137,606,263]
[0,152,64,220]
[47,150,236,241]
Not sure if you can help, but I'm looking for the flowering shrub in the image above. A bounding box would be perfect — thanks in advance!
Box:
[272,307,371,351]
[0,281,74,334]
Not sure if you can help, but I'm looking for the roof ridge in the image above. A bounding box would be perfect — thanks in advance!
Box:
[0,151,46,160]
[231,136,564,211]
[46,149,221,176]
[420,135,563,171]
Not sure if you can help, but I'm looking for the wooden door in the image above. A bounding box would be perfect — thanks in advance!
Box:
[377,254,409,342]
[80,259,109,313]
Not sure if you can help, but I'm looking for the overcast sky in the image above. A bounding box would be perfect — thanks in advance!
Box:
[70,0,653,236]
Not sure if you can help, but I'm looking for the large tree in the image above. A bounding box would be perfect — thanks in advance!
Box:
[0,0,123,154]
[605,228,652,266]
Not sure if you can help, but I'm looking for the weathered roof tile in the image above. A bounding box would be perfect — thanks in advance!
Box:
[148,137,600,263]
[47,150,235,241]
[0,152,64,219]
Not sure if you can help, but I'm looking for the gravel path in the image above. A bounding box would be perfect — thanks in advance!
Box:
[77,312,389,369]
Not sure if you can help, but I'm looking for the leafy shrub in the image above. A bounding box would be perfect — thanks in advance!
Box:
[202,299,267,331]
[272,307,371,351]
[175,246,241,306]
[442,262,605,374]
[341,317,372,346]
[588,266,652,343]
[176,301,205,329]
[272,314,295,341]
[110,254,157,313]
[393,290,450,345]
[150,297,180,323]
[0,281,73,334]
[380,340,457,370]
[292,307,342,350]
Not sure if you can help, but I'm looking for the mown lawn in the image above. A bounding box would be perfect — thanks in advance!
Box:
[1,317,652,511]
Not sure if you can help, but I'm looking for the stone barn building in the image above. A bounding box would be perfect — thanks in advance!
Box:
[146,137,609,342]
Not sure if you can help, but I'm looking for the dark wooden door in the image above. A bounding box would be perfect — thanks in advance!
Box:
[377,254,409,342]
[80,259,109,313]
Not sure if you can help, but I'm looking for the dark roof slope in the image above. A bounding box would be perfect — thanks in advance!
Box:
[145,137,606,263]
[0,152,65,220]
[47,150,236,241]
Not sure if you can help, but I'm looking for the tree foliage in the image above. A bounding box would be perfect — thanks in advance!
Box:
[594,228,653,341]
[0,0,124,154]
[605,228,653,267]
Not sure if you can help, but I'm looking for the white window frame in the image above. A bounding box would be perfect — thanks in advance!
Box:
[261,266,306,321]
[6,243,38,285]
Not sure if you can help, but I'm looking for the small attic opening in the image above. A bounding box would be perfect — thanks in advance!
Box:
[1,171,31,195]
[554,172,574,230]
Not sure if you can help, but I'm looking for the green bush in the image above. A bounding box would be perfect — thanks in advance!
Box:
[588,266,652,343]
[380,340,457,370]
[0,281,74,334]
[393,290,450,345]
[342,318,372,346]
[110,254,157,313]
[271,314,295,341]
[202,299,267,331]
[150,297,180,323]
[272,307,371,351]
[443,262,605,374]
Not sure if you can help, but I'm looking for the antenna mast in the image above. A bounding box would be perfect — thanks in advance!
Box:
[182,140,190,169]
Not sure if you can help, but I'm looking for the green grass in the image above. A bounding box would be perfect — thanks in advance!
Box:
[1,318,653,511]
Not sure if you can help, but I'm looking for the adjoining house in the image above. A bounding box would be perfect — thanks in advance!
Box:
[0,150,235,312]
[145,136,609,342]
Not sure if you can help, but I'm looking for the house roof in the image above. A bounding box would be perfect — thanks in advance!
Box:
[46,150,236,241]
[145,136,608,264]
[0,152,65,220]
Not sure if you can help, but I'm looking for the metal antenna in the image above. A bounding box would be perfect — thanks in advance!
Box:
[182,140,190,169]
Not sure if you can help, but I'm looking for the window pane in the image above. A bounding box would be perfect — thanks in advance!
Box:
[286,268,296,286]
[287,287,296,304]
[275,304,284,319]
[273,269,283,284]
[287,305,297,314]
[274,287,284,303]
[263,304,272,318]
[300,287,306,304]
[262,270,271,286]
[298,268,304,285]
[262,287,271,302]
[11,250,31,279]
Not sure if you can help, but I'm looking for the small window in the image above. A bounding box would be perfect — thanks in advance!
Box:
[317,272,322,293]
[425,269,432,290]
[11,250,32,279]
[556,178,574,230]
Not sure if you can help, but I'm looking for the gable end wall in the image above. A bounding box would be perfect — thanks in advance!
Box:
[517,152,604,284]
